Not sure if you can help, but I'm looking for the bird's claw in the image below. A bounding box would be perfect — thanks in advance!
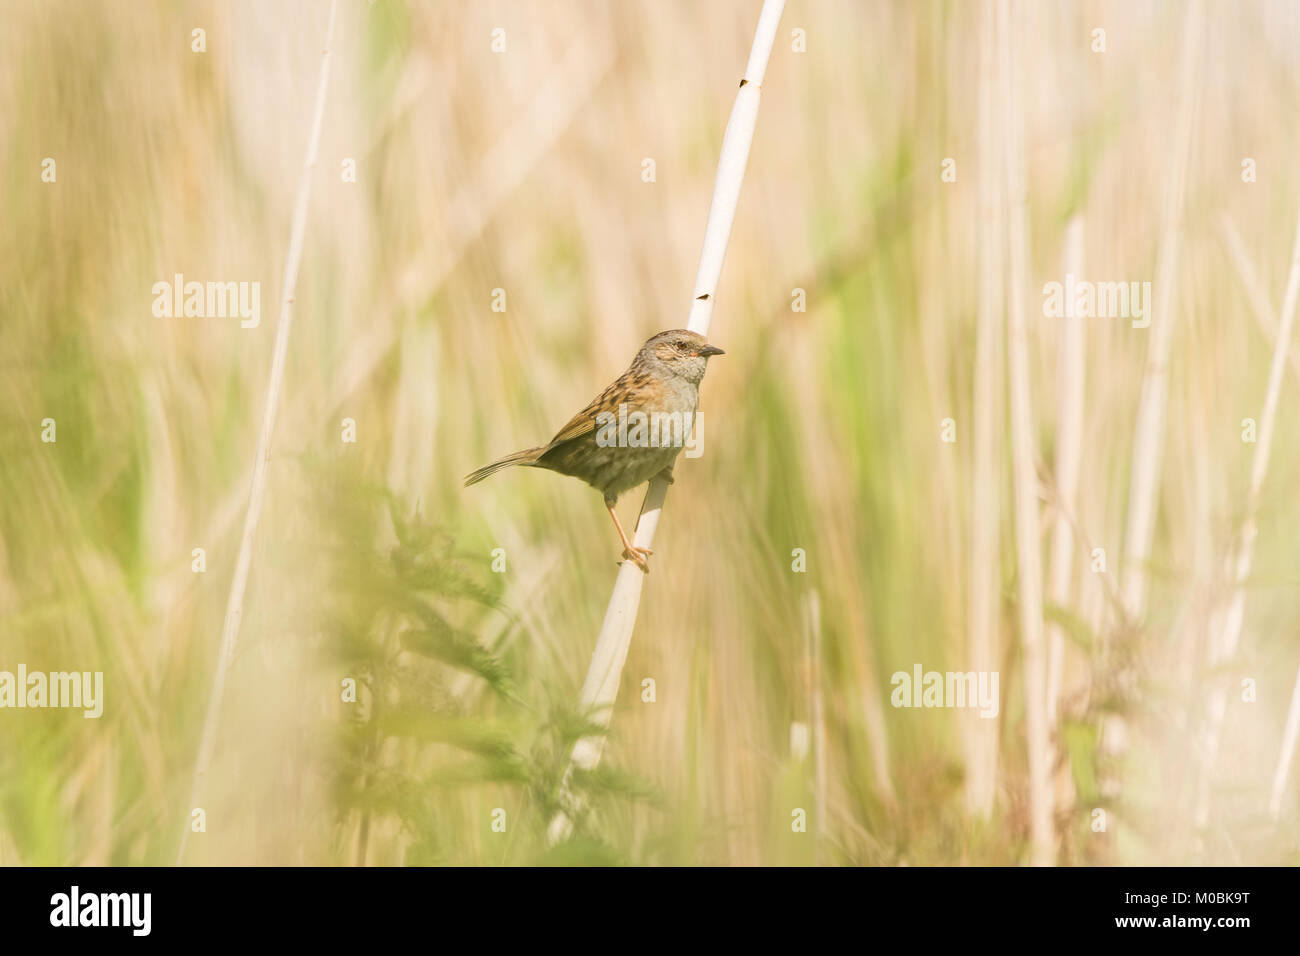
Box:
[621,546,653,573]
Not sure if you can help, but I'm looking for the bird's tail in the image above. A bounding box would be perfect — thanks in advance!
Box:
[464,447,545,486]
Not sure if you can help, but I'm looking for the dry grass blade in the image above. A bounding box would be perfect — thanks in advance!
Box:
[1218,214,1300,383]
[1046,215,1086,727]
[964,0,1004,818]
[176,0,338,865]
[1270,662,1300,818]
[1195,202,1300,829]
[999,0,1052,866]
[1120,1,1204,620]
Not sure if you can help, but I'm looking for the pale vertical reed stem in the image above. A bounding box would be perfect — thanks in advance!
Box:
[1271,662,1300,818]
[965,0,1004,818]
[805,590,826,863]
[1218,214,1300,383]
[1120,1,1204,620]
[177,0,338,865]
[1223,219,1300,820]
[1000,0,1052,866]
[1046,215,1085,727]
[547,0,785,844]
[1195,203,1300,829]
[786,336,896,806]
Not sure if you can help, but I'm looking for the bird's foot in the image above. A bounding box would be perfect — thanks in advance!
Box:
[621,545,653,573]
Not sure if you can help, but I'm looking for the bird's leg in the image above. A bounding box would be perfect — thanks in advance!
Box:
[606,500,652,572]
[633,464,676,536]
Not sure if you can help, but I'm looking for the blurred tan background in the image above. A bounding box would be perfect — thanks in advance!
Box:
[3,0,1300,865]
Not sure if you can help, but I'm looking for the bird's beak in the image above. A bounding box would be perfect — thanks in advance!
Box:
[697,344,725,358]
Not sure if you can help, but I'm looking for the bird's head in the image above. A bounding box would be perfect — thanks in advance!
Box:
[636,329,725,384]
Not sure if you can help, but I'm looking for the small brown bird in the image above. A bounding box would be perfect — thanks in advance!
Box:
[465,329,724,572]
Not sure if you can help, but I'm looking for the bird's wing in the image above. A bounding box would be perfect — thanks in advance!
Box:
[544,397,603,447]
[547,412,596,447]
[543,369,655,450]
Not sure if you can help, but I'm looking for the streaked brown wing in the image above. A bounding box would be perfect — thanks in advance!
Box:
[546,404,599,447]
[544,374,627,448]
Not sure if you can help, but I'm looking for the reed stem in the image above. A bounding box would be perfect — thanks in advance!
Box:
[547,0,785,844]
[177,0,338,865]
